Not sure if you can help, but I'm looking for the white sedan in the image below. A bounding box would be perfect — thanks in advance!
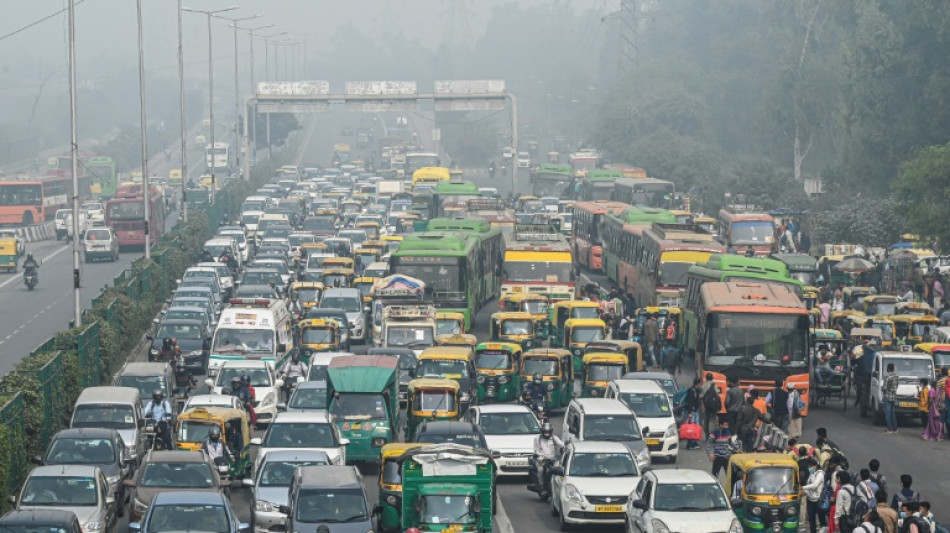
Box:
[551,441,642,530]
[463,404,539,476]
[205,360,283,426]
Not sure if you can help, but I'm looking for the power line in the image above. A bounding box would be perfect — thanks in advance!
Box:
[0,0,90,43]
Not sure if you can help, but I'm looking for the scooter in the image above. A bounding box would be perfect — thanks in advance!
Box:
[527,456,556,501]
[24,269,38,290]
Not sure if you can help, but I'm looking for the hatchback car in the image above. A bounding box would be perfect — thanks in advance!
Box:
[320,288,366,343]
[130,490,249,533]
[551,441,643,530]
[38,428,132,516]
[625,469,740,533]
[125,450,223,521]
[14,465,116,533]
[464,404,539,476]
[206,361,284,426]
[251,411,348,470]
[149,319,210,371]
[561,398,651,471]
[244,450,331,533]
[0,509,82,533]
[605,379,679,463]
[182,394,244,411]
[282,381,330,413]
[113,362,174,408]
[411,421,488,449]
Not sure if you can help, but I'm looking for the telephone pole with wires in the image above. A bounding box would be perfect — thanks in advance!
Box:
[619,0,638,73]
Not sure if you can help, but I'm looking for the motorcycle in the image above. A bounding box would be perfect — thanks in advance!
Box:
[521,392,548,423]
[213,455,232,495]
[173,384,195,413]
[280,374,304,402]
[141,417,171,451]
[24,269,38,290]
[527,456,556,501]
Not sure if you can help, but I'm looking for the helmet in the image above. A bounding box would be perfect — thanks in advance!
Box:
[291,352,300,363]
[152,389,164,400]
[175,362,185,372]
[241,374,251,384]
[533,373,543,385]
[209,426,221,440]
[26,253,33,261]
[230,376,242,388]
[541,422,553,439]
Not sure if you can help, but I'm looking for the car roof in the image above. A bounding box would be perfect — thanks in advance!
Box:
[260,450,330,463]
[186,394,238,406]
[294,381,327,390]
[76,386,140,404]
[610,379,666,394]
[117,362,169,376]
[295,465,360,489]
[0,509,79,526]
[474,404,534,414]
[51,427,119,440]
[30,464,100,477]
[144,450,208,463]
[626,372,675,381]
[158,318,205,326]
[323,288,360,296]
[219,360,270,369]
[273,411,332,424]
[152,490,227,506]
[571,398,633,414]
[418,421,481,434]
[570,440,631,453]
[649,468,719,485]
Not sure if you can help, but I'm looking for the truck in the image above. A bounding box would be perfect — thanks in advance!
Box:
[333,143,351,165]
[326,355,401,461]
[400,444,495,533]
[376,180,404,196]
[371,275,437,355]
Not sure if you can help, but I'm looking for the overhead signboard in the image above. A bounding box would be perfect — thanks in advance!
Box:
[434,80,506,95]
[345,100,417,112]
[258,102,329,113]
[344,81,417,96]
[434,99,506,111]
[257,81,330,96]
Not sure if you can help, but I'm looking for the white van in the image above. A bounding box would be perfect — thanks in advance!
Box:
[208,297,293,376]
[83,227,119,262]
[868,350,935,424]
[605,379,678,463]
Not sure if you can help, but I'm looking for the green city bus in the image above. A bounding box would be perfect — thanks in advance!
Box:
[425,217,504,306]
[327,355,400,462]
[601,207,677,285]
[576,169,624,201]
[87,156,117,199]
[531,163,573,197]
[431,180,481,218]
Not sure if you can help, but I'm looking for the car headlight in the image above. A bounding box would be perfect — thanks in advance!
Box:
[563,483,583,502]
[637,448,650,464]
[82,522,103,533]
[133,498,148,513]
[546,382,554,391]
[261,392,277,406]
[664,423,677,438]
[785,505,798,517]
[729,517,744,533]
[477,375,486,384]
[750,505,763,516]
[385,495,398,506]
[189,350,203,356]
[255,500,278,513]
[650,519,671,533]
[106,475,120,485]
[498,375,509,385]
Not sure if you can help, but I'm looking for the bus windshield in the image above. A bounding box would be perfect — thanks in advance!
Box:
[706,313,808,368]
[504,261,572,283]
[730,221,774,246]
[108,201,144,220]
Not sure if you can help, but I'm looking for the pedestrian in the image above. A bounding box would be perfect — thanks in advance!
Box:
[890,474,920,511]
[856,468,880,507]
[820,298,832,328]
[856,508,886,533]
[869,459,887,495]
[643,314,660,368]
[803,458,827,533]
[917,378,930,427]
[787,383,804,440]
[766,379,790,432]
[883,363,899,434]
[725,377,743,430]
[735,393,761,452]
[705,416,737,478]
[682,378,702,450]
[922,379,944,441]
[831,470,854,533]
[874,489,899,533]
[917,502,949,533]
[898,501,929,533]
[700,373,720,436]
[660,341,679,375]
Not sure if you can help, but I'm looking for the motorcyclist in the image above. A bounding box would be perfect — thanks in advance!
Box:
[218,251,238,273]
[23,254,39,285]
[143,389,173,450]
[200,426,233,469]
[489,161,496,178]
[525,373,548,415]
[173,362,196,396]
[279,352,309,401]
[229,376,254,421]
[159,337,181,363]
[241,374,259,426]
[530,422,563,498]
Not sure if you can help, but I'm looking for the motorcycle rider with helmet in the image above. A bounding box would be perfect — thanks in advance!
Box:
[23,253,39,287]
[201,426,233,469]
[279,352,309,402]
[525,373,548,418]
[173,362,196,397]
[530,421,563,500]
[143,389,173,450]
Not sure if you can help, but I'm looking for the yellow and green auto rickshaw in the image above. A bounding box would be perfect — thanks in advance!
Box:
[915,343,950,374]
[375,442,430,533]
[436,312,467,336]
[417,346,477,412]
[406,378,461,440]
[727,453,801,533]
[584,340,644,372]
[500,293,552,338]
[174,406,251,479]
[298,318,342,352]
[489,312,542,350]
[381,235,403,254]
[356,220,381,240]
[563,318,607,371]
[354,248,382,273]
[321,267,355,288]
[892,314,941,346]
[894,301,936,316]
[580,352,629,398]
[289,281,324,310]
[473,342,523,403]
[862,294,899,317]
[842,286,876,311]
[519,349,574,409]
[802,286,820,310]
[435,333,478,348]
[353,276,378,305]
[549,301,602,347]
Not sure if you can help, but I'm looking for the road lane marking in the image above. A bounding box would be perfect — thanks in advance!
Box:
[495,496,515,533]
[0,243,70,290]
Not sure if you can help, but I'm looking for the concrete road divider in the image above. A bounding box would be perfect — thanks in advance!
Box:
[15,222,56,243]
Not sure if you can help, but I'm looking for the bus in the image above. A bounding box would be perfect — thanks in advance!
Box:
[465,199,516,233]
[105,184,165,250]
[425,217,504,306]
[501,224,574,301]
[205,142,231,173]
[569,150,599,177]
[717,208,775,256]
[602,207,677,284]
[576,169,623,201]
[530,163,573,197]
[431,180,481,218]
[604,164,647,179]
[0,177,71,225]
[86,156,118,199]
[689,281,811,413]
[411,167,450,192]
[612,177,676,210]
[406,152,441,175]
[391,233,484,330]
[629,223,726,307]
[684,254,805,301]
[572,200,629,271]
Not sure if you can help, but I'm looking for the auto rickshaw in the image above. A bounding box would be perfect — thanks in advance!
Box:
[357,221,381,240]
[323,256,355,270]
[894,301,936,316]
[321,267,355,288]
[0,237,22,272]
[515,195,539,212]
[174,406,251,479]
[549,301,602,347]
[727,453,801,533]
[500,294,552,337]
[375,442,430,533]
[436,312,467,336]
[406,378,461,440]
[362,240,388,256]
[473,342,523,403]
[298,242,328,263]
[563,318,607,371]
[863,294,899,317]
[354,248,381,274]
[298,319,342,352]
[810,329,850,409]
[580,352,628,398]
[865,316,895,347]
[892,314,941,346]
[584,340,644,372]
[830,309,863,332]
[489,312,542,350]
[808,307,820,330]
[802,286,819,310]
[381,235,403,254]
[289,281,324,310]
[914,343,950,374]
[416,346,477,412]
[353,276,377,304]
[396,213,420,234]
[842,286,876,311]
[519,349,574,409]
[435,333,478,348]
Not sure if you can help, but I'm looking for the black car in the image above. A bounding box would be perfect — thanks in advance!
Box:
[0,509,82,533]
[35,428,133,516]
[412,421,489,449]
[149,319,210,371]
[239,268,283,288]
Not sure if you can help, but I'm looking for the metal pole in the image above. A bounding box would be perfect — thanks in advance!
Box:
[264,37,269,81]
[232,23,240,170]
[177,0,188,222]
[507,92,518,194]
[207,12,216,203]
[136,0,151,260]
[243,98,251,181]
[67,0,82,327]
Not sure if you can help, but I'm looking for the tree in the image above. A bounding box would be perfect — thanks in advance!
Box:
[253,114,300,151]
[894,143,950,248]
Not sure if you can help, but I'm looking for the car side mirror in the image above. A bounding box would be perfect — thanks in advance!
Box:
[122,479,136,487]
[339,438,351,446]
[641,427,650,436]
[274,379,285,388]
[250,438,262,446]
[242,478,255,487]
[238,523,251,533]
[632,499,648,511]
[277,505,291,515]
[204,378,215,389]
[29,455,44,465]
[128,523,141,533]
[106,495,115,505]
[278,344,287,352]
[550,466,565,476]
[277,403,287,412]
[152,318,160,324]
[372,504,383,516]
[872,371,879,378]
[731,498,743,509]
[146,335,154,341]
[7,495,15,505]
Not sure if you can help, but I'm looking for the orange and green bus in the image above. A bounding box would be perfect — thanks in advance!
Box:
[717,208,775,257]
[571,200,629,272]
[629,223,726,307]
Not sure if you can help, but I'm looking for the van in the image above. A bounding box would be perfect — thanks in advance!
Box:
[71,386,144,462]
[112,362,175,409]
[209,297,293,376]
[561,398,651,470]
[83,227,119,262]
[868,350,935,424]
[605,379,678,463]
[284,465,371,533]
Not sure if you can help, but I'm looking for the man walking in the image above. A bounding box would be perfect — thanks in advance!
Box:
[705,416,737,478]
[725,377,743,431]
[643,314,660,368]
[883,363,899,434]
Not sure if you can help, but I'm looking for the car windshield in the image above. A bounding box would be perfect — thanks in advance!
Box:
[886,357,934,378]
[588,363,624,382]
[570,453,637,476]
[46,438,116,465]
[176,421,217,444]
[212,329,276,355]
[72,404,136,430]
[420,494,477,525]
[522,359,558,376]
[571,327,604,343]
[745,467,799,496]
[86,229,111,241]
[330,393,388,420]
[157,323,202,340]
[295,489,367,523]
[20,476,97,506]
[620,393,672,418]
[289,387,329,410]
[571,308,601,319]
[653,482,730,511]
[301,328,335,345]
[242,214,260,225]
[259,460,327,487]
[321,296,361,313]
[730,221,774,246]
[437,320,461,336]
[303,216,336,231]
[263,422,336,448]
[583,415,640,441]
[295,289,321,303]
[504,262,572,283]
[241,271,280,286]
[146,504,228,533]
[412,391,456,412]
[501,320,533,336]
[140,462,215,488]
[418,360,469,380]
[479,412,539,435]
[165,310,206,323]
[475,351,511,370]
[115,375,165,399]
[216,367,270,388]
[658,261,693,287]
[386,326,434,348]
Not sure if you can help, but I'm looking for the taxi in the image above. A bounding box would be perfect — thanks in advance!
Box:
[297,319,342,353]
[489,312,541,351]
[473,342,523,403]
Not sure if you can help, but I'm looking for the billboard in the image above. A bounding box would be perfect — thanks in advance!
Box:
[344,81,417,96]
[257,81,330,96]
[434,80,506,95]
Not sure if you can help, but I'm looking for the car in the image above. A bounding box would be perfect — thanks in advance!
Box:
[149,319,210,371]
[550,441,643,529]
[411,421,488,449]
[185,265,230,299]
[13,465,117,533]
[0,509,83,533]
[113,362,175,408]
[605,379,679,463]
[233,284,282,301]
[502,146,514,159]
[161,305,215,339]
[620,371,680,399]
[463,404,539,476]
[284,465,372,533]
[173,285,222,313]
[561,398,651,471]
[182,394,245,411]
[320,288,366,343]
[216,230,250,263]
[37,428,133,516]
[624,469,740,533]
[281,381,330,413]
[242,450,331,533]
[82,227,119,262]
[125,450,224,522]
[249,258,293,286]
[239,268,284,290]
[205,360,283,426]
[517,152,531,168]
[250,411,349,472]
[130,490,249,533]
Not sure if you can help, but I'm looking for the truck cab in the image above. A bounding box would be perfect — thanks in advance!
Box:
[868,349,935,425]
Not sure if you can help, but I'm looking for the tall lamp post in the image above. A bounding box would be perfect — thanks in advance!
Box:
[182,5,239,204]
[213,13,262,173]
[242,24,273,171]
[135,0,151,259]
[259,31,287,82]
[67,0,82,326]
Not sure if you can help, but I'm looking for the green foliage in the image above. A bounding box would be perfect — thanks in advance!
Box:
[894,143,950,247]
[253,113,301,150]
[811,195,905,248]
[438,113,500,166]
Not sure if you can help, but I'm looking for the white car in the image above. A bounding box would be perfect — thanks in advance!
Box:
[464,404,539,477]
[517,151,531,168]
[205,360,283,426]
[181,393,244,411]
[250,411,349,475]
[551,441,643,530]
[605,379,679,463]
[625,469,741,533]
[82,201,105,222]
[502,147,515,159]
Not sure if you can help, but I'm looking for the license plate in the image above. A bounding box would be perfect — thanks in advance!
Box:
[899,401,917,408]
[508,460,529,467]
[351,423,361,430]
[595,505,623,513]
[645,438,660,446]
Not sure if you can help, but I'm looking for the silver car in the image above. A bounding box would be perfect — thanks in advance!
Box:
[244,450,331,533]
[14,465,116,533]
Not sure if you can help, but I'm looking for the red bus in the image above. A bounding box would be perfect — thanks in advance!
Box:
[717,208,775,257]
[571,200,628,271]
[631,223,726,307]
[0,176,72,225]
[106,185,165,250]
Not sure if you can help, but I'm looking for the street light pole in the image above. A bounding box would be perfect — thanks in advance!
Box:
[67,0,81,327]
[136,0,150,260]
[214,14,262,174]
[257,31,285,82]
[177,0,188,223]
